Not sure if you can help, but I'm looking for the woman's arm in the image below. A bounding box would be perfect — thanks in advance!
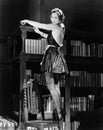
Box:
[20,19,59,31]
[33,27,48,38]
[39,31,48,38]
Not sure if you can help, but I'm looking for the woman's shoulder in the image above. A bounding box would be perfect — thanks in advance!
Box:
[48,23,61,30]
[52,27,64,35]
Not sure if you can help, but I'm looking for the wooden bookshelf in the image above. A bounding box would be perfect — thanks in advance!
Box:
[68,39,103,130]
[8,25,103,130]
[8,25,70,130]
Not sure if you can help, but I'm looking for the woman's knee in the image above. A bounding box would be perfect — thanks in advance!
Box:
[45,72,54,84]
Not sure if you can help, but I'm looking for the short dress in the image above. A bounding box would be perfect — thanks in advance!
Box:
[40,31,69,74]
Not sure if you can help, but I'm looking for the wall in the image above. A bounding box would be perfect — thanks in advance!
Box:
[0,64,12,115]
[0,0,29,39]
[0,0,103,39]
[45,0,103,37]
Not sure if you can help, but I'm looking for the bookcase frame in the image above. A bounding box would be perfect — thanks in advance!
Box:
[9,25,103,130]
[9,25,71,130]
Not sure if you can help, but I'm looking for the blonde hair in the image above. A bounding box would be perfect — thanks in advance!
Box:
[50,8,65,22]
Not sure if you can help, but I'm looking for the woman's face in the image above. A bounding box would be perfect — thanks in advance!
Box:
[50,12,60,24]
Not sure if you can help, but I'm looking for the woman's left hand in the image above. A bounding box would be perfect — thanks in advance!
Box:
[33,27,40,34]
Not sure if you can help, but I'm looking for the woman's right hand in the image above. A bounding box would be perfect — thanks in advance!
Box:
[20,19,28,25]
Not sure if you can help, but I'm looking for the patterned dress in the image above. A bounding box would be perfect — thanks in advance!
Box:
[41,31,68,74]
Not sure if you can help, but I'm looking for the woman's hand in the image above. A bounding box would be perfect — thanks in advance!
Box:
[20,19,28,25]
[33,27,41,34]
[33,27,48,38]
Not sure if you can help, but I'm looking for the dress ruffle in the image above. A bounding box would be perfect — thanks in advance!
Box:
[41,46,68,74]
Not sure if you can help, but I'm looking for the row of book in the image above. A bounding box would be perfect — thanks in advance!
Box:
[24,38,66,55]
[26,69,103,88]
[42,95,64,113]
[71,121,80,130]
[70,95,95,111]
[24,38,48,54]
[70,71,103,87]
[40,94,95,113]
[70,40,103,58]
[26,69,66,87]
[43,95,54,113]
[34,73,66,87]
[24,38,103,57]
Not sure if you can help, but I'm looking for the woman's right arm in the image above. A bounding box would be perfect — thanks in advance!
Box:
[20,19,59,31]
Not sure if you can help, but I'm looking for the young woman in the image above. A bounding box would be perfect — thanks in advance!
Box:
[20,8,68,121]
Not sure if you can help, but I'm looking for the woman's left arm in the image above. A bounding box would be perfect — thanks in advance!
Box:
[33,27,48,38]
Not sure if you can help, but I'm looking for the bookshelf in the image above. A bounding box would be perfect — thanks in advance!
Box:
[9,25,103,130]
[8,25,70,130]
[66,39,103,130]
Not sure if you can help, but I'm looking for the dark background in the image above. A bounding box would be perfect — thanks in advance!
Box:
[0,0,103,117]
[0,0,103,39]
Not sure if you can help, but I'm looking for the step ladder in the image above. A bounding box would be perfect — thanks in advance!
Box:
[18,120,65,130]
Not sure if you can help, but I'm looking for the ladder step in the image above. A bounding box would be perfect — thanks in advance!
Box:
[19,120,64,130]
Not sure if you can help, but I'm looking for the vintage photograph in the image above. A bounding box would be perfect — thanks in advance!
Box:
[0,0,103,130]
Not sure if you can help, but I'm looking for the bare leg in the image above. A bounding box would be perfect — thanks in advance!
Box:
[54,81,62,120]
[55,81,60,96]
[54,74,62,120]
[45,72,61,116]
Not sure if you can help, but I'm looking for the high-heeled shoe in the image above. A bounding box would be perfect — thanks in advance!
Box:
[52,109,59,121]
[58,108,65,122]
[53,108,65,122]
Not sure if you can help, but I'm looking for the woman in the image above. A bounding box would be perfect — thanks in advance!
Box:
[20,8,68,121]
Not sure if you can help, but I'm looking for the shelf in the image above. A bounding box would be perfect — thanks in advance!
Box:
[13,54,43,63]
[67,56,103,71]
[71,87,103,90]
[71,107,103,124]
[68,56,103,65]
[65,29,103,42]
[21,120,60,130]
[13,54,103,66]
[70,87,103,96]
[78,108,103,125]
[11,55,103,73]
[9,25,103,130]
